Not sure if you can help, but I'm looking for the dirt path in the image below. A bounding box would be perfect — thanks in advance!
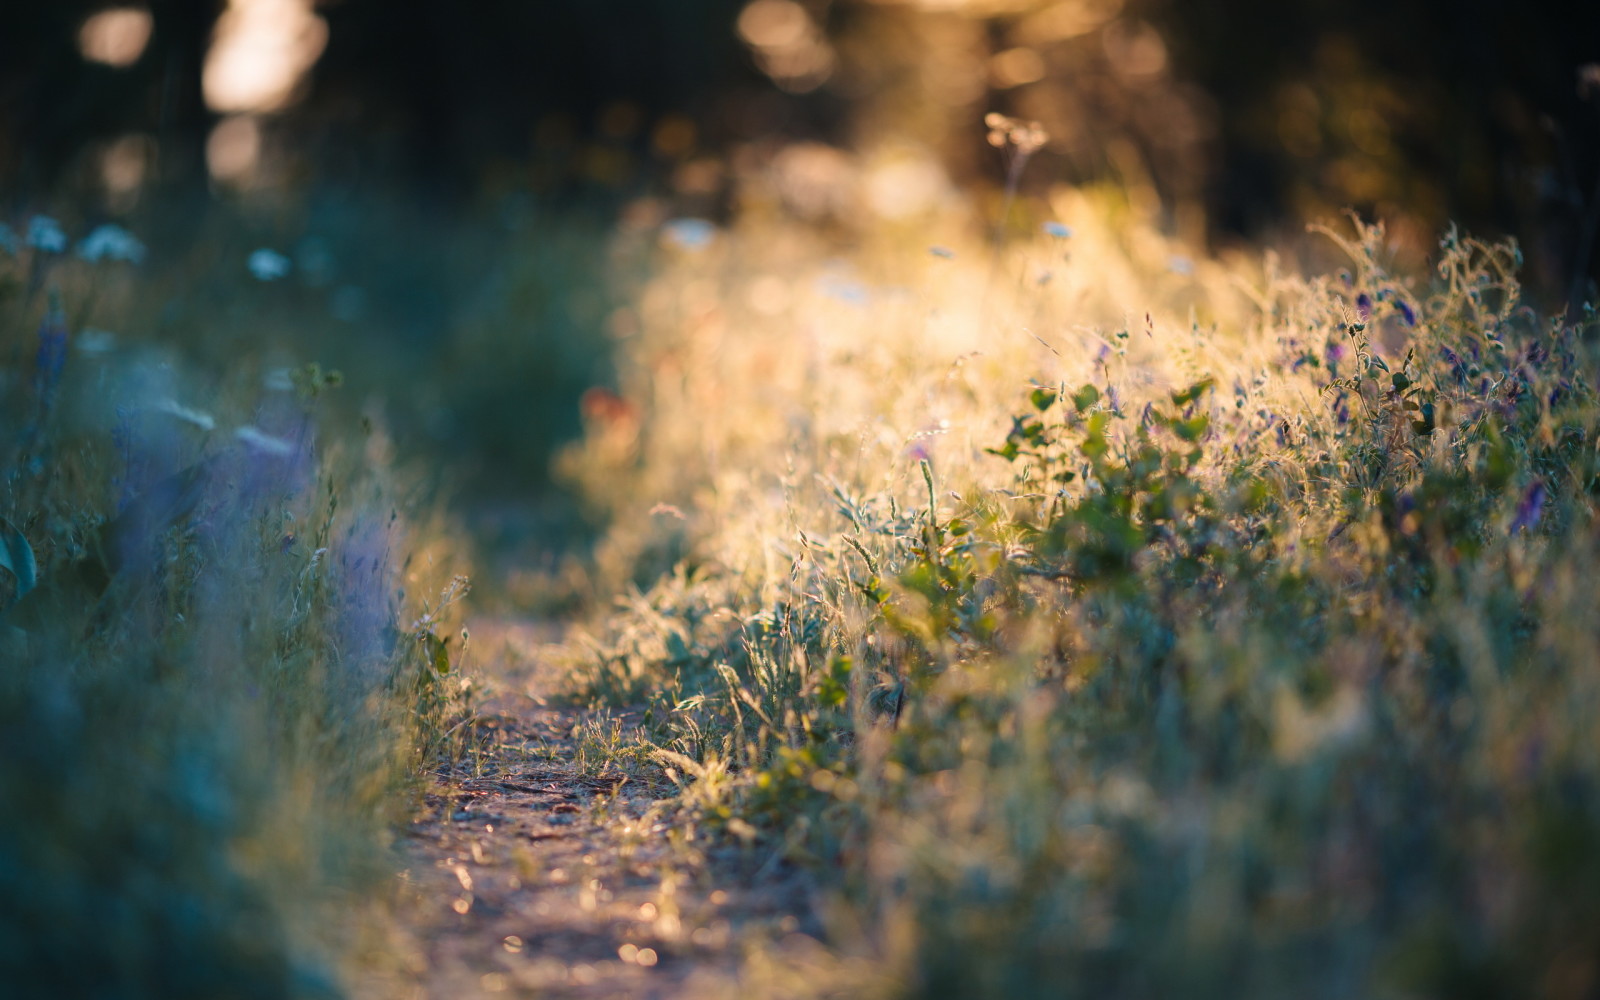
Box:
[370,620,826,1000]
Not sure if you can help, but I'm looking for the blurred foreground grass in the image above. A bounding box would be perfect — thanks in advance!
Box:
[0,195,616,995]
[559,185,1600,998]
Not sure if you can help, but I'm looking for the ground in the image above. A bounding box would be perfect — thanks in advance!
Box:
[374,620,827,1000]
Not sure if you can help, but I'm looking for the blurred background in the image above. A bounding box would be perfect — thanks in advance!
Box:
[4,0,1597,594]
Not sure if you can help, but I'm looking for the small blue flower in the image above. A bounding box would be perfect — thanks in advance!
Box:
[661,218,716,251]
[1167,255,1194,276]
[77,224,146,264]
[248,248,292,281]
[1043,222,1073,239]
[26,216,67,254]
[928,246,955,259]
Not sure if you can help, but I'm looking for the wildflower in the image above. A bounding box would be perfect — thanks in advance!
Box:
[984,113,1048,154]
[1043,221,1072,239]
[26,216,67,254]
[1511,481,1546,533]
[1396,299,1417,326]
[150,399,216,431]
[0,223,16,255]
[1355,293,1373,321]
[236,425,296,456]
[1325,341,1347,364]
[661,218,716,251]
[76,224,146,263]
[33,291,68,399]
[247,248,292,281]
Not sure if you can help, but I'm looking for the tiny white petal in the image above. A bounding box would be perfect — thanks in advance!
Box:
[235,425,295,456]
[150,398,216,431]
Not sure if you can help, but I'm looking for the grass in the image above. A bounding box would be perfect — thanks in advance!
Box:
[559,184,1600,998]
[0,212,476,996]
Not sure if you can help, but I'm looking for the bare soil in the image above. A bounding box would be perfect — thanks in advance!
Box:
[370,620,826,1000]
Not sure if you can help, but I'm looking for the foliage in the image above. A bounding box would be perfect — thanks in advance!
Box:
[0,221,471,996]
[562,201,1600,999]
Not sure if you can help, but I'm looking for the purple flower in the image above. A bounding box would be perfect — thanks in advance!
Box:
[1355,294,1373,321]
[1511,481,1546,533]
[1326,341,1347,364]
[1396,300,1417,326]
[33,293,68,400]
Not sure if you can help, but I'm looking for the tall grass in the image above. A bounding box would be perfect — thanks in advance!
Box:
[562,186,1600,998]
[0,218,469,996]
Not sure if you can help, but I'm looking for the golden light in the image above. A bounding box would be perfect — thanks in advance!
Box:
[1101,19,1167,82]
[737,0,809,49]
[737,0,834,94]
[100,133,154,210]
[990,47,1046,89]
[1013,0,1124,44]
[203,0,328,114]
[206,115,263,184]
[78,7,153,68]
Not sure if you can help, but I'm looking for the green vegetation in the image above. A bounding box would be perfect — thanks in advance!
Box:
[0,213,479,996]
[562,198,1600,998]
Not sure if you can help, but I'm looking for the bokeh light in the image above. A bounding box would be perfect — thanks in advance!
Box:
[78,7,153,68]
[203,0,328,113]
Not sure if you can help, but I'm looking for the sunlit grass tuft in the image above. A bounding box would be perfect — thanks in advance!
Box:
[561,188,1600,998]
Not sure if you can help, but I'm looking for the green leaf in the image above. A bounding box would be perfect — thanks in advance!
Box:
[1072,384,1101,412]
[0,518,37,605]
[1411,401,1435,436]
[425,632,451,675]
[985,440,1021,462]
[1172,414,1210,442]
[1169,377,1216,407]
[1030,387,1058,412]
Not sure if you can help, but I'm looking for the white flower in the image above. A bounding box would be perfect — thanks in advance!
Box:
[661,218,716,250]
[236,425,295,456]
[26,216,67,253]
[248,248,292,281]
[76,224,146,263]
[0,224,16,255]
[150,398,216,431]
